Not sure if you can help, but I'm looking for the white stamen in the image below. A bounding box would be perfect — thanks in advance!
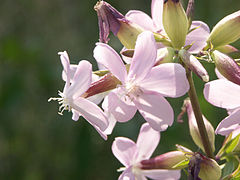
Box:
[48,91,72,115]
[117,167,127,172]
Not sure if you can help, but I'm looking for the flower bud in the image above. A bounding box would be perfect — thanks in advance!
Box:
[155,47,175,65]
[198,157,221,180]
[213,50,240,85]
[94,1,144,49]
[216,45,238,54]
[184,99,215,153]
[163,0,189,49]
[179,49,209,82]
[140,151,187,170]
[207,10,240,48]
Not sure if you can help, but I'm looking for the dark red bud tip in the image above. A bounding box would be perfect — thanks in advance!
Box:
[94,1,126,43]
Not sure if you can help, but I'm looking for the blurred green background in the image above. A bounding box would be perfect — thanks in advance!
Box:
[0,0,239,179]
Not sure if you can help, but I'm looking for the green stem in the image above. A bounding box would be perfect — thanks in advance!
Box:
[186,69,214,158]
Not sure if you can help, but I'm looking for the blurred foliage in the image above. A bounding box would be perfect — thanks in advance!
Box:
[0,0,239,179]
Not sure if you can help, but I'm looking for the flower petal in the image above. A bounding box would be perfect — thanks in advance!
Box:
[232,125,240,139]
[71,97,108,131]
[118,167,135,180]
[103,91,137,123]
[141,169,181,180]
[151,0,164,31]
[58,51,71,92]
[112,137,137,167]
[66,60,92,99]
[128,31,157,82]
[62,64,78,83]
[126,10,155,31]
[204,79,240,109]
[141,63,189,97]
[215,108,240,136]
[134,93,174,131]
[185,21,210,54]
[94,43,127,83]
[135,123,160,161]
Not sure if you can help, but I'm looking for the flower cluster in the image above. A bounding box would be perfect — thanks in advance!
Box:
[49,0,240,179]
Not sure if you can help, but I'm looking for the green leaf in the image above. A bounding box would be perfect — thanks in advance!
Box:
[221,156,239,178]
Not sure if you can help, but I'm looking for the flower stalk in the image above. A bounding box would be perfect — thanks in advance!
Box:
[186,68,214,158]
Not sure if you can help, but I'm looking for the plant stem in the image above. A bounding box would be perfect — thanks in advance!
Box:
[186,69,214,158]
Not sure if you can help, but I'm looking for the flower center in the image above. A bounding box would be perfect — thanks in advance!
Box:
[48,91,72,115]
[124,79,142,100]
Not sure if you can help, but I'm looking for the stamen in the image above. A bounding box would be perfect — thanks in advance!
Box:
[117,167,126,172]
[48,91,72,115]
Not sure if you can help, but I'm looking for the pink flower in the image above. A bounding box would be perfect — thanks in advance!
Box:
[49,51,109,136]
[112,123,181,180]
[94,31,189,131]
[204,79,240,136]
[125,0,210,53]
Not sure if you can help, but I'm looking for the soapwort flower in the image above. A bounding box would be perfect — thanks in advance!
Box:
[94,31,189,131]
[112,123,181,180]
[48,51,108,133]
[204,79,240,136]
[125,0,210,53]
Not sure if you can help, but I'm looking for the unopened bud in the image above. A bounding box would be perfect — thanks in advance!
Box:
[198,157,221,180]
[207,10,240,48]
[117,21,144,49]
[184,99,215,153]
[186,0,195,29]
[94,1,144,49]
[163,0,188,49]
[179,49,209,82]
[155,47,175,65]
[140,151,187,170]
[216,45,239,54]
[213,50,240,85]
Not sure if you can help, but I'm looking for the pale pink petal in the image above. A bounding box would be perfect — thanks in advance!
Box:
[135,123,160,161]
[215,108,240,136]
[204,79,240,109]
[128,31,157,82]
[62,64,78,82]
[118,167,135,180]
[71,97,108,131]
[72,109,80,121]
[126,10,155,31]
[112,137,137,167]
[66,60,92,99]
[103,114,117,135]
[140,63,189,97]
[104,91,137,123]
[71,109,108,140]
[94,43,127,83]
[141,169,181,180]
[134,174,147,180]
[185,21,210,54]
[58,51,71,92]
[92,124,108,140]
[134,93,174,131]
[232,125,240,139]
[151,0,164,31]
